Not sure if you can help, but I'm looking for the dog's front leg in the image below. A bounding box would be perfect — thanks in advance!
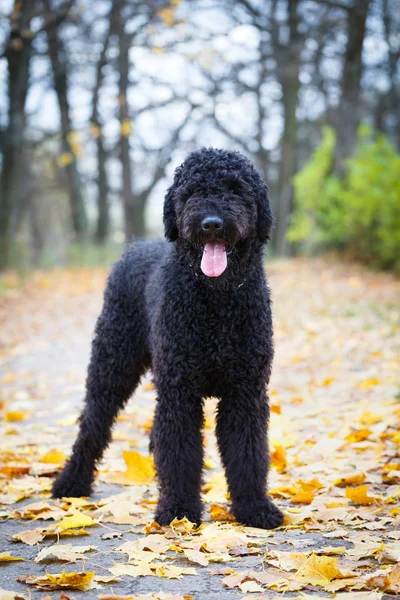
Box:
[152,378,204,526]
[216,384,283,529]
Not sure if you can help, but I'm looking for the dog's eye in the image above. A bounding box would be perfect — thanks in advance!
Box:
[178,182,202,201]
[176,184,198,202]
[223,175,240,192]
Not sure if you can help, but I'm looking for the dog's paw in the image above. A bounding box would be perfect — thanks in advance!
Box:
[52,464,92,499]
[232,498,284,530]
[155,499,202,527]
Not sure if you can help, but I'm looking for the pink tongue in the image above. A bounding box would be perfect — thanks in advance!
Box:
[201,242,227,277]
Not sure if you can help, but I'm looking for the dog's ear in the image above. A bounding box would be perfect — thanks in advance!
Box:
[163,184,178,241]
[255,176,273,244]
[164,163,185,241]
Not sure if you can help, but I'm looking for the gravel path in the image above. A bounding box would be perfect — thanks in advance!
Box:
[1,260,399,599]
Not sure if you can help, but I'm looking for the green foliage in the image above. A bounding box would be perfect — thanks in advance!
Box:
[66,242,123,267]
[288,126,400,271]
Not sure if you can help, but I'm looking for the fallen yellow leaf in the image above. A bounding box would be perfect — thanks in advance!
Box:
[0,590,27,600]
[143,381,155,391]
[153,565,197,579]
[366,564,400,594]
[359,411,382,425]
[40,449,66,464]
[16,571,95,591]
[122,450,155,484]
[35,544,95,563]
[334,473,366,486]
[0,553,23,563]
[271,444,287,472]
[3,411,28,422]
[295,554,345,584]
[169,516,197,533]
[345,428,372,443]
[345,485,380,505]
[290,491,315,504]
[209,504,235,521]
[358,377,380,389]
[13,528,46,545]
[58,511,95,530]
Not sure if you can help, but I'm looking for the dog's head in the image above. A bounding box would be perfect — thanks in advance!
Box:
[163,148,273,279]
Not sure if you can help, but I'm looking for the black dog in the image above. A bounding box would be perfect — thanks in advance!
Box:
[52,148,284,529]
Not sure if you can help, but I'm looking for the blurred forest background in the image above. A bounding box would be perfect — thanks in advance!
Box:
[0,0,399,272]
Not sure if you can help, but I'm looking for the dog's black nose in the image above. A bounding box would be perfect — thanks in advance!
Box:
[201,216,223,233]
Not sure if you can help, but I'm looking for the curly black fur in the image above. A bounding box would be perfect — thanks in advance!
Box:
[52,147,284,529]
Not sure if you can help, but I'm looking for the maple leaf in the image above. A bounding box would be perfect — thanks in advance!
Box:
[153,565,197,579]
[144,521,164,534]
[294,554,347,584]
[365,564,400,594]
[121,450,155,484]
[109,563,196,579]
[57,511,95,530]
[358,377,380,389]
[345,428,372,443]
[378,543,400,564]
[16,571,95,591]
[0,553,23,562]
[0,590,27,600]
[12,528,46,545]
[345,485,380,505]
[116,536,169,562]
[209,503,235,521]
[334,473,366,486]
[12,500,65,521]
[98,594,193,600]
[109,563,155,578]
[39,449,66,464]
[265,550,308,571]
[3,411,28,422]
[169,516,197,533]
[290,490,315,504]
[35,544,95,562]
[271,444,287,472]
[143,381,155,391]
[222,568,302,592]
[240,581,264,593]
[359,411,382,425]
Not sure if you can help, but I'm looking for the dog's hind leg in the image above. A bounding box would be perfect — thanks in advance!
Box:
[216,382,284,529]
[52,268,149,498]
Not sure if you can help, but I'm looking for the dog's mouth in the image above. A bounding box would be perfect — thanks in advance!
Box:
[200,241,227,277]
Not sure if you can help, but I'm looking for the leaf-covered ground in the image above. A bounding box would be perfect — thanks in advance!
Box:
[0,259,399,600]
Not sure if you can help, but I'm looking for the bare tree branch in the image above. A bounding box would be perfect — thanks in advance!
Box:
[311,0,352,12]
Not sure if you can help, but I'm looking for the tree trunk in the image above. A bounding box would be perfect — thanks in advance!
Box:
[382,0,400,150]
[46,14,88,241]
[254,34,270,186]
[94,138,109,244]
[117,9,138,242]
[334,0,372,174]
[275,0,302,256]
[92,5,118,245]
[0,1,35,269]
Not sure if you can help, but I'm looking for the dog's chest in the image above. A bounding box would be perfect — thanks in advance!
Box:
[157,282,270,371]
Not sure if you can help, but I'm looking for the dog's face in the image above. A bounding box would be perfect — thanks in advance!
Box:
[164,148,273,279]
